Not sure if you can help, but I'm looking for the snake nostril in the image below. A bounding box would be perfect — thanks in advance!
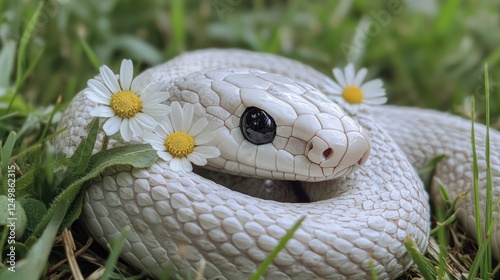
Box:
[322,148,332,160]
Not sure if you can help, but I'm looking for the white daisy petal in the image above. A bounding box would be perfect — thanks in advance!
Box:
[352,68,368,86]
[188,118,209,137]
[134,113,157,130]
[142,90,170,106]
[193,132,215,145]
[120,118,133,142]
[363,91,386,98]
[128,117,144,136]
[181,103,194,131]
[158,121,174,135]
[142,104,171,120]
[130,74,147,94]
[360,79,384,92]
[120,59,134,90]
[150,141,167,151]
[140,82,165,99]
[363,96,388,105]
[179,157,193,172]
[143,131,165,149]
[90,106,114,117]
[84,90,110,105]
[146,91,170,105]
[328,81,343,93]
[100,65,121,93]
[87,79,112,99]
[187,152,207,166]
[103,116,121,136]
[170,102,183,131]
[333,68,347,87]
[169,158,181,171]
[158,151,173,161]
[193,146,220,158]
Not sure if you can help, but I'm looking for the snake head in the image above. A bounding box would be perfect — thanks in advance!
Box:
[169,68,370,182]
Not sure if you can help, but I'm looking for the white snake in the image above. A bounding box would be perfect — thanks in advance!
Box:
[53,49,500,279]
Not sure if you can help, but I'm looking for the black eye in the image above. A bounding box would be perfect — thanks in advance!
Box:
[240,107,276,145]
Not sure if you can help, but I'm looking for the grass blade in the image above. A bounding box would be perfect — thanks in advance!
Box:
[483,63,493,277]
[168,0,185,56]
[0,40,16,88]
[100,226,130,280]
[404,236,437,280]
[469,95,485,279]
[250,216,305,280]
[79,35,102,71]
[13,1,43,93]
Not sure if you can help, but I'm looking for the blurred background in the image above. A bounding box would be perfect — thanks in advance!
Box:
[1,0,499,128]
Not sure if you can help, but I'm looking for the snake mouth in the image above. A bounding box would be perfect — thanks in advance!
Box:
[357,148,370,165]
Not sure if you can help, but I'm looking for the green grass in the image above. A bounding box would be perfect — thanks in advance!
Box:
[0,0,499,279]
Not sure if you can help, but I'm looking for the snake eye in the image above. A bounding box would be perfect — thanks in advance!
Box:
[240,107,276,145]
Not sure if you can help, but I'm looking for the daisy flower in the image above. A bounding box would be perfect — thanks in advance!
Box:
[144,101,221,172]
[84,59,171,142]
[328,63,387,106]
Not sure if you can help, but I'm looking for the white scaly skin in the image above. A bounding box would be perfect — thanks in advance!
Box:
[53,49,499,279]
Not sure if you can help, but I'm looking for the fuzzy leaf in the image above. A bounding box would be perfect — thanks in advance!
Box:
[64,118,99,178]
[33,144,157,237]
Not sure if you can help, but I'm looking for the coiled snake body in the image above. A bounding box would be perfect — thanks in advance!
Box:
[54,50,500,279]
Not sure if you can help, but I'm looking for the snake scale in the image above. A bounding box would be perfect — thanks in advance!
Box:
[53,49,500,279]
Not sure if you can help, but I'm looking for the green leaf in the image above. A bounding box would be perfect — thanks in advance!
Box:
[19,197,47,239]
[33,143,157,237]
[418,154,445,189]
[88,143,158,171]
[114,35,164,65]
[0,200,65,279]
[436,0,460,34]
[17,46,44,88]
[65,118,100,177]
[1,131,16,172]
[0,40,16,88]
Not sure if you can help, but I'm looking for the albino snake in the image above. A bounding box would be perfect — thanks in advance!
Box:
[53,49,500,279]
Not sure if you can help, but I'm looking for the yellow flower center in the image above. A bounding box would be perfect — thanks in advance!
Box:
[341,86,364,104]
[109,90,143,118]
[164,132,195,158]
